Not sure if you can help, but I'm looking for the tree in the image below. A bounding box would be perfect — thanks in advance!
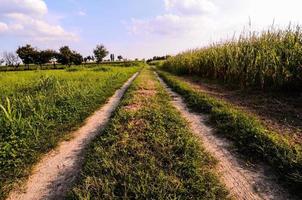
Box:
[0,57,4,70]
[84,56,88,63]
[71,51,83,65]
[93,44,108,63]
[16,44,36,68]
[57,46,73,66]
[84,56,92,63]
[117,55,123,61]
[110,54,115,62]
[50,57,58,68]
[166,55,171,59]
[57,46,83,66]
[3,52,20,68]
[33,50,57,68]
[0,57,4,65]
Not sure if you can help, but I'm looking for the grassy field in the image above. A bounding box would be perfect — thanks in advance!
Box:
[0,64,141,199]
[161,26,302,92]
[157,70,302,191]
[0,61,143,72]
[67,68,228,199]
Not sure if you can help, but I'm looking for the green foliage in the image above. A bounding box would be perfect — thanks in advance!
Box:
[91,66,111,72]
[64,66,83,72]
[93,44,109,63]
[57,46,73,66]
[117,55,123,61]
[16,45,58,68]
[158,71,302,190]
[57,46,83,66]
[34,50,57,66]
[162,26,302,92]
[68,69,228,200]
[71,52,83,65]
[16,44,36,66]
[0,66,140,199]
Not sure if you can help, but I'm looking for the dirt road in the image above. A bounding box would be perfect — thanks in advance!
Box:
[7,73,139,200]
[156,72,295,200]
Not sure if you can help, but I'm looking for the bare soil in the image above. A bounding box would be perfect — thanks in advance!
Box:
[182,76,302,143]
[156,73,296,200]
[6,73,139,200]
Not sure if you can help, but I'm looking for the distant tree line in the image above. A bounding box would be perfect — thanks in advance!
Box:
[146,55,171,63]
[0,43,125,69]
[13,45,84,69]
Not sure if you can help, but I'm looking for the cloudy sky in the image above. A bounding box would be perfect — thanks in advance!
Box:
[0,0,301,59]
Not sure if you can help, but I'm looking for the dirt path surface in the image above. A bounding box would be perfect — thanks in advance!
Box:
[156,73,295,200]
[181,76,302,143]
[7,72,139,200]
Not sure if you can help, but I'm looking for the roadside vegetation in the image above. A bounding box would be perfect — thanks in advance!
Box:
[162,26,302,92]
[0,64,141,199]
[173,75,302,143]
[157,71,302,192]
[146,55,170,68]
[68,69,228,199]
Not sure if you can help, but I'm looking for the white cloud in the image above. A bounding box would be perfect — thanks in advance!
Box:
[129,14,212,36]
[0,22,9,32]
[0,0,78,42]
[3,13,78,41]
[164,0,217,15]
[126,0,302,58]
[130,14,187,36]
[0,0,47,16]
[128,0,215,37]
[77,11,86,16]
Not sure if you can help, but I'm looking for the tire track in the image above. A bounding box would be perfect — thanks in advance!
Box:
[156,72,295,200]
[7,72,139,200]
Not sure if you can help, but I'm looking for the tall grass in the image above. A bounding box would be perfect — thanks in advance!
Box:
[162,26,302,91]
[0,66,140,199]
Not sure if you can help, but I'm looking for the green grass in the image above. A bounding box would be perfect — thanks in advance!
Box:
[0,61,144,72]
[161,26,302,92]
[148,60,165,68]
[0,65,141,199]
[67,69,228,200]
[157,70,302,191]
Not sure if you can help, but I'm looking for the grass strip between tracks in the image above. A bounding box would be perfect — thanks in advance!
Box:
[68,68,228,199]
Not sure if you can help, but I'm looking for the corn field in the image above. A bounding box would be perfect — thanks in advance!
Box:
[162,26,302,91]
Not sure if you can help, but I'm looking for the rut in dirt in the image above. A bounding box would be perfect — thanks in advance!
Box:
[156,72,296,200]
[7,72,139,200]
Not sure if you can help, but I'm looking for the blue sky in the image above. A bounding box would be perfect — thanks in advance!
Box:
[1,0,302,59]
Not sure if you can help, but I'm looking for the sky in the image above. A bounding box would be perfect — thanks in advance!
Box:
[0,0,302,59]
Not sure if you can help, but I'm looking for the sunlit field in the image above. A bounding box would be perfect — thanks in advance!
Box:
[0,64,140,198]
[2,0,302,199]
